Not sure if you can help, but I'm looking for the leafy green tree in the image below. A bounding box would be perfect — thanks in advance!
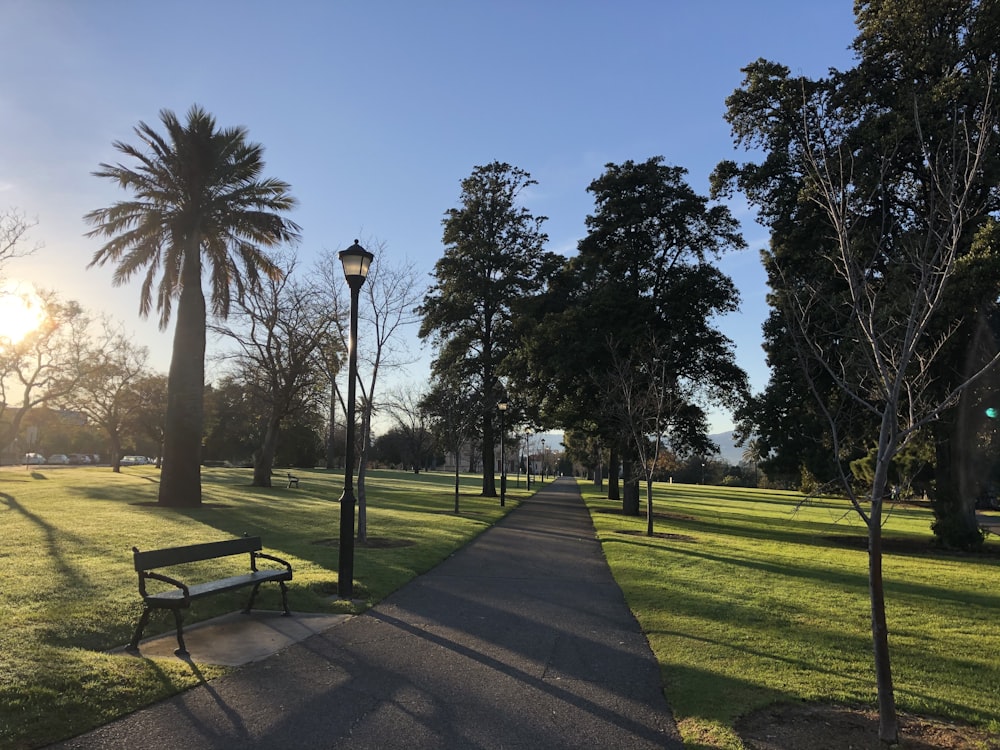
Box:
[517,157,747,513]
[718,2,1000,548]
[714,2,1000,741]
[418,162,557,497]
[85,105,299,507]
[203,376,258,465]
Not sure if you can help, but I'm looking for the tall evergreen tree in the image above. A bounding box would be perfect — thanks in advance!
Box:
[714,2,1000,741]
[418,162,557,496]
[516,157,747,512]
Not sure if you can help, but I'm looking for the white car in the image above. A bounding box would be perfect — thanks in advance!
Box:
[24,452,46,465]
[120,455,148,466]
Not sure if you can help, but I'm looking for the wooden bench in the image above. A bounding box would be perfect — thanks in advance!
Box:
[286,472,299,488]
[127,536,293,657]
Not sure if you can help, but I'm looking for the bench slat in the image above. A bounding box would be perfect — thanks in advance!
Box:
[143,569,292,604]
[134,536,263,570]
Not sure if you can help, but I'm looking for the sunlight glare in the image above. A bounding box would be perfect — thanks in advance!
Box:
[0,282,45,345]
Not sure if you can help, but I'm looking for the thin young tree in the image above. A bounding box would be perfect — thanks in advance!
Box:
[85,105,299,507]
[318,241,421,541]
[782,74,999,740]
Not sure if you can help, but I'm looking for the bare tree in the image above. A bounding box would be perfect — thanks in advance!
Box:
[422,375,479,513]
[211,257,335,486]
[384,384,436,473]
[605,333,709,536]
[0,292,96,458]
[57,319,151,471]
[0,209,39,275]
[780,76,1000,743]
[318,240,422,541]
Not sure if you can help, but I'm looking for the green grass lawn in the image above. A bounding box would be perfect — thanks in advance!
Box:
[0,464,527,749]
[2,465,997,749]
[577,480,1000,748]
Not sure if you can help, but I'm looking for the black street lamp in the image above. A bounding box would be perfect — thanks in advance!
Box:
[525,429,531,488]
[498,399,508,506]
[337,240,374,599]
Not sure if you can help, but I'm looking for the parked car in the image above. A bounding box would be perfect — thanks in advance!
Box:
[120,455,149,466]
[23,452,46,465]
[47,454,70,465]
[68,453,91,465]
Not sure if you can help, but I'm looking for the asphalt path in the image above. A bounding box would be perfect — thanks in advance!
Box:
[51,476,682,749]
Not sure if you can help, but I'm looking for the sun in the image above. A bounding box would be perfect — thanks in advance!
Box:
[0,282,45,345]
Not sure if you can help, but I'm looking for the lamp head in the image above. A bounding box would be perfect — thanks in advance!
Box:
[339,240,375,286]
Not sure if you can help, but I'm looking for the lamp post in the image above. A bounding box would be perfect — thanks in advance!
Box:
[337,240,374,599]
[541,438,546,480]
[525,429,531,488]
[498,400,508,506]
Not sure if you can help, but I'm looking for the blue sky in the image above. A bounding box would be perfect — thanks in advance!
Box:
[1,1,859,432]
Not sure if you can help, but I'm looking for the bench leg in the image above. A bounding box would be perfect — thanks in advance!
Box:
[126,607,152,653]
[279,580,291,616]
[173,610,188,657]
[243,582,263,614]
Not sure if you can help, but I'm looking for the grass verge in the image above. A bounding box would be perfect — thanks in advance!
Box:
[0,465,525,748]
[577,480,1000,749]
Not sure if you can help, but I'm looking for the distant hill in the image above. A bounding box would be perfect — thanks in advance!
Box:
[709,431,744,465]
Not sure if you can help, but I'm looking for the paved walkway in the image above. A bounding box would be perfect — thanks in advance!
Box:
[53,477,682,749]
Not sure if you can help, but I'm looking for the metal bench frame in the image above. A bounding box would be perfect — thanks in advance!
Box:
[127,536,292,656]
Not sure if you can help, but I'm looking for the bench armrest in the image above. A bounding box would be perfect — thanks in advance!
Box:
[139,570,191,605]
[253,551,292,573]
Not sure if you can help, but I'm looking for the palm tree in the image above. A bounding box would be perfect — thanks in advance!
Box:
[741,438,762,488]
[85,105,299,506]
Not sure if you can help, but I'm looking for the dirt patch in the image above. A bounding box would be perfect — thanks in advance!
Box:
[311,537,415,549]
[737,703,999,749]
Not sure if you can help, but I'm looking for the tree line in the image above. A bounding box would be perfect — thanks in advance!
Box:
[4,5,998,739]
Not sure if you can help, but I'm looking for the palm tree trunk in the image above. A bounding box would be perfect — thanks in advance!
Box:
[158,250,206,507]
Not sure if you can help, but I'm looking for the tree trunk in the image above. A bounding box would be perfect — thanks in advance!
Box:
[870,429,899,745]
[481,410,496,497]
[252,413,281,487]
[109,433,122,474]
[325,381,337,469]
[608,445,620,501]
[357,408,371,542]
[646,477,654,535]
[158,250,205,507]
[932,412,984,549]
[622,459,640,515]
[454,444,461,513]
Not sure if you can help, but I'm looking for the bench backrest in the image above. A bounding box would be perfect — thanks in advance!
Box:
[133,536,263,571]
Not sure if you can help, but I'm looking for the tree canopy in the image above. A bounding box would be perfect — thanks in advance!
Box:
[418,162,558,496]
